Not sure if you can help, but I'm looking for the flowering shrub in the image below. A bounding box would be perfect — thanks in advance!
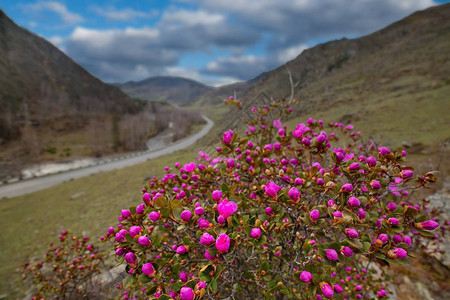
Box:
[22,230,105,299]
[104,97,442,299]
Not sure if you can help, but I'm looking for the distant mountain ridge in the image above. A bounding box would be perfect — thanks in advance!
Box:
[116,76,213,105]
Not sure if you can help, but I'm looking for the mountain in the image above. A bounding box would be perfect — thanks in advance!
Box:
[0,10,141,176]
[193,72,268,107]
[226,4,450,154]
[116,76,213,105]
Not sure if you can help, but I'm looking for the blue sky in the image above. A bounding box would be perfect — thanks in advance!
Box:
[1,0,448,86]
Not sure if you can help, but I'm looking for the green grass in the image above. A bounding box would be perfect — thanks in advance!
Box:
[0,148,200,298]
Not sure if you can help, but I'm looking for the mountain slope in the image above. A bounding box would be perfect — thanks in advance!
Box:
[228,4,450,153]
[117,76,213,105]
[0,10,142,176]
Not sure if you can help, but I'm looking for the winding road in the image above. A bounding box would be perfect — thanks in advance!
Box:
[0,116,214,199]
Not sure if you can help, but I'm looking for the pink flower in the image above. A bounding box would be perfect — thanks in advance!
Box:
[212,190,222,202]
[180,210,192,222]
[366,156,377,167]
[416,220,439,230]
[370,180,381,189]
[378,146,391,156]
[401,170,414,179]
[320,282,334,299]
[142,193,151,205]
[149,211,161,222]
[138,236,151,247]
[194,206,205,215]
[179,271,188,282]
[348,162,360,171]
[345,228,359,239]
[176,245,188,255]
[198,281,207,289]
[125,252,137,265]
[403,235,412,247]
[325,249,338,261]
[341,246,353,257]
[223,130,234,144]
[334,283,344,293]
[340,183,353,193]
[184,162,196,172]
[265,181,281,198]
[198,218,211,229]
[215,233,230,253]
[180,287,194,300]
[200,232,215,246]
[142,263,155,277]
[129,226,142,238]
[300,271,312,283]
[333,211,343,218]
[115,247,125,256]
[292,123,309,138]
[217,199,238,218]
[387,217,399,226]
[265,206,274,216]
[310,209,320,222]
[378,234,389,243]
[288,187,300,201]
[387,202,397,211]
[121,209,132,219]
[136,203,145,214]
[388,247,408,259]
[251,228,261,239]
[348,197,361,207]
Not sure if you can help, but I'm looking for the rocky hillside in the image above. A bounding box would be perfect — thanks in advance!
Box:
[116,76,213,106]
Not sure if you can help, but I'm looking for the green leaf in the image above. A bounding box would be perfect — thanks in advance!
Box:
[221,183,229,193]
[155,196,165,208]
[138,274,152,284]
[417,229,436,238]
[173,208,183,220]
[209,278,218,293]
[170,199,182,210]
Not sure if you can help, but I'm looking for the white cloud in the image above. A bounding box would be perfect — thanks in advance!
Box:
[23,1,83,25]
[277,44,308,63]
[48,35,64,49]
[90,6,158,21]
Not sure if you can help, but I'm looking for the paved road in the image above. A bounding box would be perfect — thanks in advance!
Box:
[0,116,214,199]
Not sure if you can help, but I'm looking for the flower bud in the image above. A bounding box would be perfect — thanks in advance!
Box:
[320,282,334,299]
[194,206,205,216]
[149,211,160,222]
[179,271,188,282]
[212,190,222,202]
[223,130,234,144]
[138,236,151,247]
[387,247,407,259]
[180,210,192,222]
[288,187,300,201]
[129,226,142,238]
[370,180,381,189]
[348,197,361,207]
[341,246,353,257]
[265,206,274,216]
[196,234,213,250]
[176,246,188,255]
[310,209,320,222]
[217,199,238,218]
[340,183,353,193]
[215,234,230,253]
[121,209,132,219]
[300,271,312,283]
[136,203,145,214]
[387,217,399,226]
[366,156,377,167]
[124,252,136,266]
[180,287,194,300]
[325,249,338,261]
[115,247,126,256]
[345,228,359,239]
[142,263,155,277]
[348,162,360,171]
[401,170,414,179]
[334,283,344,293]
[251,228,261,239]
[416,220,439,230]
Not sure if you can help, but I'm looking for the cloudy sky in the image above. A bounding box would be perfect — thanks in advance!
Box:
[1,0,448,86]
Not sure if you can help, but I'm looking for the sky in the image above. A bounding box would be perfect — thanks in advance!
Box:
[1,0,449,86]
